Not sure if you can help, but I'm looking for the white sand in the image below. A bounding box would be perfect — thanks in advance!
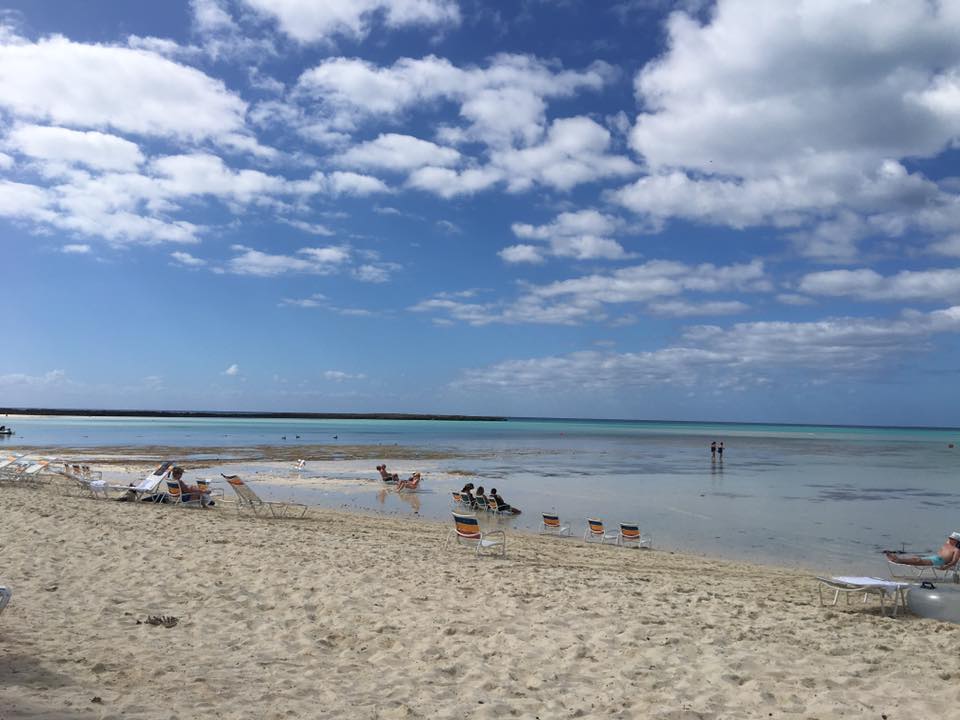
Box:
[1,479,957,719]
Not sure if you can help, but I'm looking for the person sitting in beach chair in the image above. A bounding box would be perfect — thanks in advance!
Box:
[377,464,399,483]
[474,486,489,510]
[884,532,960,569]
[460,483,477,507]
[171,466,210,505]
[396,472,422,491]
[489,488,521,515]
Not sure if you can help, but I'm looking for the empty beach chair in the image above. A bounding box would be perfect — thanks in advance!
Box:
[816,576,909,618]
[584,518,619,544]
[539,513,571,536]
[617,523,652,548]
[60,462,109,498]
[0,586,10,616]
[221,474,308,518]
[452,491,464,505]
[0,454,29,478]
[447,512,506,557]
[110,461,173,502]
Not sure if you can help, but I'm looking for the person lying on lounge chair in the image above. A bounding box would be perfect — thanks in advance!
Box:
[377,464,399,483]
[884,532,960,568]
[396,472,422,491]
[490,488,521,515]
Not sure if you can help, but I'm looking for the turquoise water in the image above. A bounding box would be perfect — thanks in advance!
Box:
[4,414,959,573]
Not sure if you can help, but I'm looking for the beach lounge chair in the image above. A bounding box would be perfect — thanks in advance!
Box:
[164,478,210,507]
[111,462,173,502]
[448,512,506,556]
[0,454,27,473]
[539,512,571,536]
[584,518,619,544]
[221,474,308,518]
[816,576,909,617]
[451,491,464,505]
[60,462,109,498]
[0,586,10,616]
[885,556,960,582]
[617,523,652,548]
[487,496,511,515]
[3,460,52,485]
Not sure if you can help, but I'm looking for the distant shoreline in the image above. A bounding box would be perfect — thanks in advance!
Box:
[0,408,506,422]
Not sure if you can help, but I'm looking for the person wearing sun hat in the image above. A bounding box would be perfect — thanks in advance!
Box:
[884,531,960,568]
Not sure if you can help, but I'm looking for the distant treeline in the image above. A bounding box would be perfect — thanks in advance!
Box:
[0,408,506,422]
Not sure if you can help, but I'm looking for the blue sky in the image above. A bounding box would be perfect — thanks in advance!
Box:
[3,0,960,425]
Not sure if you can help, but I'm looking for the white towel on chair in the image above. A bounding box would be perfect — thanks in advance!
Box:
[831,576,906,590]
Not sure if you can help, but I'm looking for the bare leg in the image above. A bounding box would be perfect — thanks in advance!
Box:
[885,552,932,566]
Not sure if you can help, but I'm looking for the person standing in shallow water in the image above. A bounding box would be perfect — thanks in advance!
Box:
[710,441,717,461]
[718,441,724,461]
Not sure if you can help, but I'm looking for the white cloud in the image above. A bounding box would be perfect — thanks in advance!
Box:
[491,116,638,192]
[61,243,91,254]
[282,219,335,236]
[224,244,352,277]
[335,133,460,172]
[457,305,960,392]
[0,152,12,169]
[406,165,501,198]
[280,293,327,308]
[612,0,960,256]
[323,369,366,381]
[0,369,67,387]
[223,363,240,376]
[798,267,960,302]
[171,250,206,267]
[647,300,749,317]
[295,54,614,150]
[7,124,144,171]
[499,244,544,264]
[413,259,769,325]
[510,209,629,261]
[929,234,960,257]
[0,32,250,143]
[241,0,460,44]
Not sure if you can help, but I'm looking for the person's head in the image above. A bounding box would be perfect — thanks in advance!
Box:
[490,488,498,495]
[172,466,184,480]
[949,531,960,548]
[476,486,485,494]
[462,482,474,492]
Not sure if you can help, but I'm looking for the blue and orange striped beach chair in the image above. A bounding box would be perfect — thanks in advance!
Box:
[584,518,620,544]
[448,512,506,556]
[617,523,652,548]
[539,512,571,536]
[164,479,209,508]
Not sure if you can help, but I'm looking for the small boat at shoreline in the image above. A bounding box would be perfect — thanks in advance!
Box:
[0,428,13,436]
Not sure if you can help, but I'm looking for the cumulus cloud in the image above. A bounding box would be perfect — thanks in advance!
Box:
[457,305,960,392]
[61,243,91,254]
[6,124,144,171]
[611,0,960,258]
[171,250,207,267]
[798,267,960,302]
[413,259,769,325]
[241,0,460,44]
[335,133,460,172]
[0,32,250,144]
[508,209,629,261]
[223,363,240,376]
[224,244,352,277]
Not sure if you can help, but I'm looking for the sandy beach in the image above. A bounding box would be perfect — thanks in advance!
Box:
[1,476,958,720]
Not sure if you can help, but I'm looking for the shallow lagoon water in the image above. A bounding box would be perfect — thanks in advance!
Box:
[5,414,959,574]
